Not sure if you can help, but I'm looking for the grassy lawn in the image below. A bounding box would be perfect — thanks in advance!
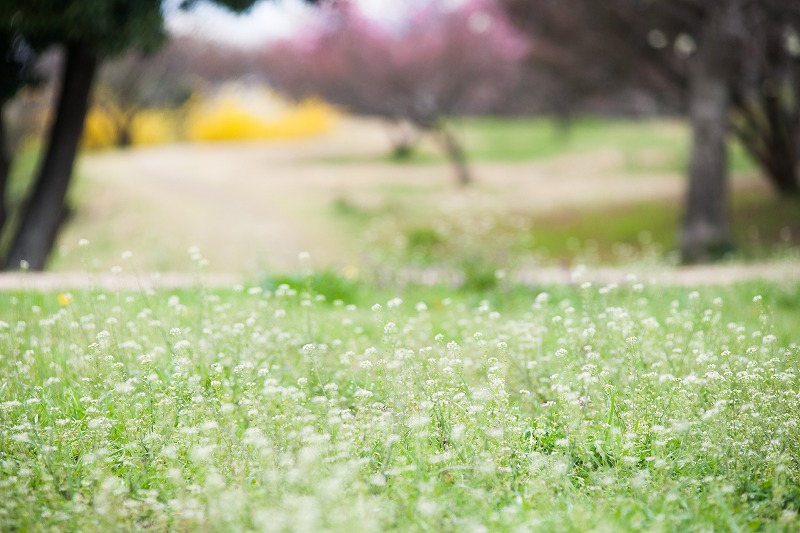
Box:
[341,186,800,273]
[513,188,800,263]
[0,143,41,255]
[316,117,795,270]
[1,277,799,531]
[456,117,756,173]
[320,117,757,175]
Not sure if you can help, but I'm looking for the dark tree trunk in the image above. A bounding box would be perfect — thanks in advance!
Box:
[765,160,800,196]
[680,14,738,263]
[118,126,133,148]
[3,43,97,270]
[733,92,800,197]
[116,111,136,148]
[760,86,800,195]
[762,144,800,196]
[433,124,471,187]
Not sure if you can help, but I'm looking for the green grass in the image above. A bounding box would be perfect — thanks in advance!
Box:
[6,142,40,199]
[0,143,40,255]
[343,185,800,270]
[455,117,756,173]
[520,188,800,262]
[459,117,676,163]
[1,276,799,531]
[318,117,758,173]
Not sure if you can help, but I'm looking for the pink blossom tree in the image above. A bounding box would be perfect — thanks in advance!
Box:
[260,0,528,186]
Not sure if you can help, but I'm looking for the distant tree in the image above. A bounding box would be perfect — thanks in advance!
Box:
[0,0,163,269]
[505,0,800,262]
[90,35,258,148]
[730,6,800,196]
[93,41,190,147]
[260,0,528,186]
[0,0,292,270]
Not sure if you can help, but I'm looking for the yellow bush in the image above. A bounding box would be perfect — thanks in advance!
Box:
[82,107,180,149]
[82,85,336,148]
[184,86,336,142]
[261,101,336,139]
[132,110,178,146]
[82,108,118,149]
[185,98,270,142]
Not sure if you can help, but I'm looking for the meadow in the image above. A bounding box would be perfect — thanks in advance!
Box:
[1,264,799,531]
[2,116,799,531]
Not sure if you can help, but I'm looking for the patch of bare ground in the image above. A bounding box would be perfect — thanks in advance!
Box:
[0,272,244,292]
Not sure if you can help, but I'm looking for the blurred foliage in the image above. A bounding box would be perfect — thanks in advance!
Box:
[82,108,117,149]
[519,190,800,262]
[405,227,446,260]
[262,270,361,304]
[184,89,335,143]
[342,183,799,271]
[131,110,179,145]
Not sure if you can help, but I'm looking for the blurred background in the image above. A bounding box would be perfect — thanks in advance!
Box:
[1,0,798,281]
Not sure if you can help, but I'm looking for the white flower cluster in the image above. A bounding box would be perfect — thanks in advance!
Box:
[0,283,797,532]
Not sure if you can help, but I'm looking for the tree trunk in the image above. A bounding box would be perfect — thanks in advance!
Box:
[763,149,800,196]
[732,89,800,197]
[3,43,97,271]
[116,111,136,148]
[433,124,471,187]
[680,15,737,263]
[118,125,133,148]
[757,30,800,196]
[754,94,799,196]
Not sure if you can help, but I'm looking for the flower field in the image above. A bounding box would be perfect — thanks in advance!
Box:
[1,269,798,531]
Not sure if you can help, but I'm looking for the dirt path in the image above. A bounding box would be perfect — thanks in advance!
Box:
[1,260,798,292]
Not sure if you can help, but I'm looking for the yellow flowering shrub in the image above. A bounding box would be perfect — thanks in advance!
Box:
[82,108,118,149]
[131,110,178,146]
[260,101,335,139]
[184,86,335,142]
[184,98,269,142]
[82,85,335,149]
[83,107,179,149]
